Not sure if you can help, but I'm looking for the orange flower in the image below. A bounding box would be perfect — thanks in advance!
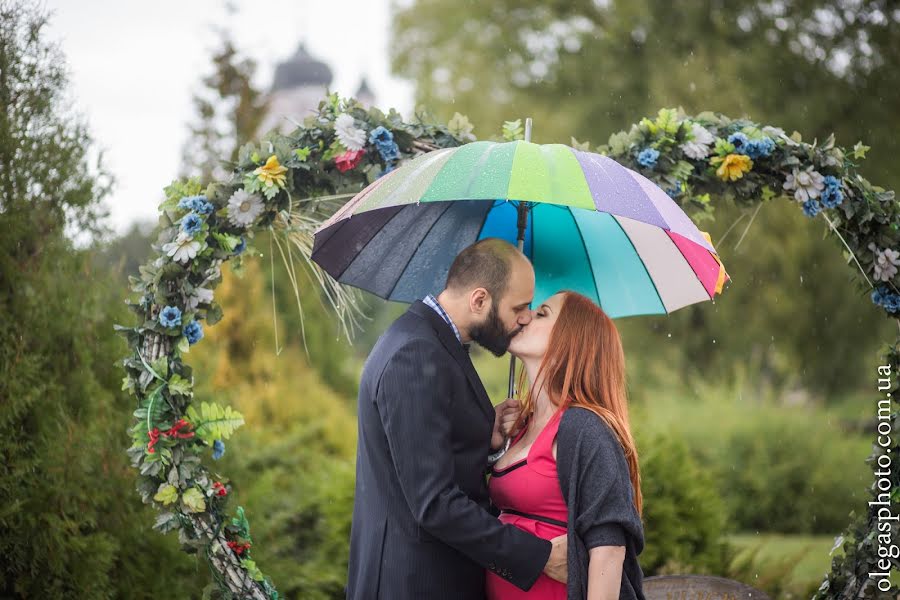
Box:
[710,153,753,182]
[254,155,288,188]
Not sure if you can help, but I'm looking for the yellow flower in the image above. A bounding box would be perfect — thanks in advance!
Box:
[254,155,288,188]
[710,153,753,182]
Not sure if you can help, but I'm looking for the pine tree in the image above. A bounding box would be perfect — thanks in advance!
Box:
[0,2,201,596]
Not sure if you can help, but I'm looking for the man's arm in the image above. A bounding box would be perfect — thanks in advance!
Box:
[376,339,551,591]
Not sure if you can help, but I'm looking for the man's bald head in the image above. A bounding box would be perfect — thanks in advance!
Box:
[444,238,526,304]
[437,238,535,355]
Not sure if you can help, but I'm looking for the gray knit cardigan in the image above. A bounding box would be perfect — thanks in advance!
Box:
[556,407,646,600]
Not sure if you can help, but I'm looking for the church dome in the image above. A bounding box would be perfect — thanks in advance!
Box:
[272,43,333,91]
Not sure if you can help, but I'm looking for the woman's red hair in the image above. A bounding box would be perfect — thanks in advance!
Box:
[512,291,643,518]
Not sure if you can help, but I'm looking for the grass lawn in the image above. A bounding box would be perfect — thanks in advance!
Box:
[725,532,896,599]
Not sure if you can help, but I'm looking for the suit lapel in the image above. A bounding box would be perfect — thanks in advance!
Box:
[408,300,495,423]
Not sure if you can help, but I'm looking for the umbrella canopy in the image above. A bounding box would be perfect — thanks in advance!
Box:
[312,140,729,318]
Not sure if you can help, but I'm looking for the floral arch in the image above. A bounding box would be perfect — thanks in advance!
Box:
[116,94,899,598]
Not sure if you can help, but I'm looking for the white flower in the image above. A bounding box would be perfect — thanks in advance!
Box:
[162,231,203,264]
[783,166,825,202]
[680,123,714,160]
[869,243,900,282]
[227,189,264,227]
[334,113,367,151]
[186,286,214,310]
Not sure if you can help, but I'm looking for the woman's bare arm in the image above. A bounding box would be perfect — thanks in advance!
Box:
[586,545,625,600]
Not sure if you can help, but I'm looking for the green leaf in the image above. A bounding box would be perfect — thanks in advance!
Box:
[655,108,679,136]
[607,131,632,156]
[670,160,694,182]
[205,302,224,325]
[167,373,193,397]
[148,355,168,380]
[185,401,245,443]
[447,112,475,141]
[714,138,735,156]
[569,136,591,151]
[154,483,178,506]
[501,119,524,141]
[852,141,870,159]
[240,558,265,582]
[181,487,206,513]
[153,511,179,534]
[212,232,241,252]
[294,147,311,161]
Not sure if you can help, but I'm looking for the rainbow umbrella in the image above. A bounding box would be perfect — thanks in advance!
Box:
[312,139,730,318]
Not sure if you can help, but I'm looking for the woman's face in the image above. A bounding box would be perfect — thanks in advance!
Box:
[507,292,566,361]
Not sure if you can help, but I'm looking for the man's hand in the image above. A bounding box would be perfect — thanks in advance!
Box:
[491,398,522,450]
[543,534,568,583]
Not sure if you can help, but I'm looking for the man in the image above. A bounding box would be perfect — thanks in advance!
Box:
[347,237,567,600]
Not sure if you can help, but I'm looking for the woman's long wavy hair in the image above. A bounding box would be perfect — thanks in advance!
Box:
[512,290,643,518]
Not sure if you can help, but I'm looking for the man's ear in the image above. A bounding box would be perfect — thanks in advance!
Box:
[469,288,490,315]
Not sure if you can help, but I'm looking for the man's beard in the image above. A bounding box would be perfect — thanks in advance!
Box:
[469,302,520,357]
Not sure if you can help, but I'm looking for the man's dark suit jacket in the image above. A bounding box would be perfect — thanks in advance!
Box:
[346,299,552,599]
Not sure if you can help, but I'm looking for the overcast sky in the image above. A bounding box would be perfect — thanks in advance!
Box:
[44,0,415,235]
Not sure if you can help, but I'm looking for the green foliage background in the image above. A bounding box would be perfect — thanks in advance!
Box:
[0,1,895,599]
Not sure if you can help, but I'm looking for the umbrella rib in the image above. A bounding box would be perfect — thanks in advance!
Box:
[610,215,668,315]
[385,201,455,300]
[568,209,602,310]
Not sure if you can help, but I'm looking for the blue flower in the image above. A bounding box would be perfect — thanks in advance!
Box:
[665,186,682,199]
[886,295,900,314]
[745,137,775,159]
[158,305,182,328]
[234,236,246,255]
[801,198,822,218]
[183,320,204,345]
[369,126,400,162]
[181,212,203,236]
[820,186,843,208]
[178,195,214,215]
[820,175,843,208]
[873,287,900,313]
[637,147,659,169]
[727,132,750,153]
[377,163,396,179]
[369,125,393,145]
[212,439,225,460]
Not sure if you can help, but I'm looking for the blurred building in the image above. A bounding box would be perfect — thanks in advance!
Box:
[259,42,376,135]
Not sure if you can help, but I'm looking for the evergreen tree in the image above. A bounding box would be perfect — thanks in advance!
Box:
[0,2,201,596]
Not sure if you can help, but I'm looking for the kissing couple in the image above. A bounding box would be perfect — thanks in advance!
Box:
[346,237,646,600]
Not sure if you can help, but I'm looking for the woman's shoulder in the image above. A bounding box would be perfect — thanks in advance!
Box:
[559,406,616,439]
[558,407,625,462]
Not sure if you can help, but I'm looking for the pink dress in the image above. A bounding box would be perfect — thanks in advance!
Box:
[486,408,567,600]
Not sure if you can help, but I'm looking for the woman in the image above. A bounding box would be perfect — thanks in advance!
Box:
[485,290,645,600]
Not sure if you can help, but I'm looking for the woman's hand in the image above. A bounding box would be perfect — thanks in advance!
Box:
[586,545,625,600]
[491,398,522,450]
